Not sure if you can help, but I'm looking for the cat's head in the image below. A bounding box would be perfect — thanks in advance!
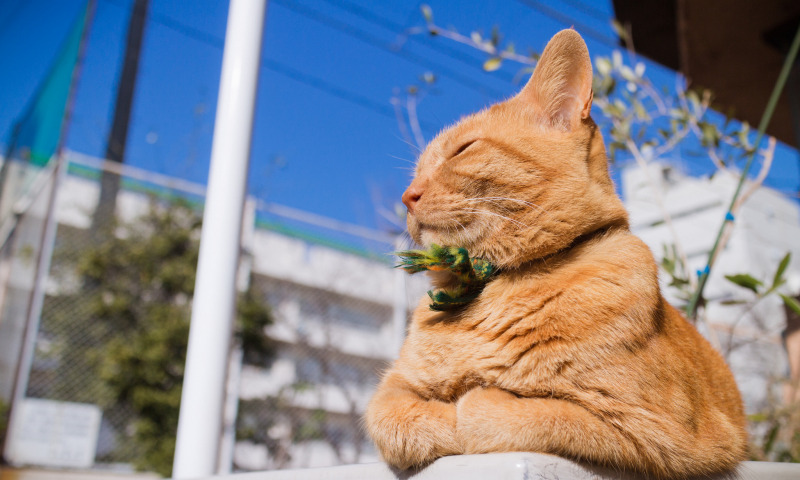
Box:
[402,29,629,269]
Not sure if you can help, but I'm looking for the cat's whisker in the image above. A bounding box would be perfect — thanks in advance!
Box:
[394,134,424,154]
[460,208,529,230]
[392,230,417,250]
[388,154,417,166]
[465,197,547,222]
[469,196,552,217]
[453,218,469,244]
[467,199,519,218]
[472,196,535,208]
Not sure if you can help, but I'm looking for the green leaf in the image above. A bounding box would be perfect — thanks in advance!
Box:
[421,72,436,84]
[720,299,747,306]
[686,90,701,114]
[772,252,791,290]
[483,57,502,71]
[608,142,617,161]
[612,50,622,68]
[738,122,751,148]
[619,65,636,82]
[763,422,780,454]
[471,31,482,45]
[633,99,647,119]
[610,20,629,45]
[596,75,615,96]
[781,294,800,316]
[490,26,501,47]
[420,4,433,23]
[724,273,763,293]
[700,122,720,147]
[747,412,769,422]
[595,56,612,76]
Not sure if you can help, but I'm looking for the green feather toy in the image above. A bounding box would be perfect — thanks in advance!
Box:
[394,244,496,311]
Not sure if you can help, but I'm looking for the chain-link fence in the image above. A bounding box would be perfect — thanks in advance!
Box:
[0,152,425,475]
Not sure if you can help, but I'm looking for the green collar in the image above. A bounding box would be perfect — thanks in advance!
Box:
[394,244,497,311]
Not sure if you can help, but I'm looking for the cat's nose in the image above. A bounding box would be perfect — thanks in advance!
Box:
[402,180,425,213]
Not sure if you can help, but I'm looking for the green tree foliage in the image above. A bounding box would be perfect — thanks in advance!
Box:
[0,397,8,441]
[77,199,274,476]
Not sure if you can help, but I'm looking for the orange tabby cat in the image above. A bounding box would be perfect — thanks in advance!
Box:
[365,29,747,478]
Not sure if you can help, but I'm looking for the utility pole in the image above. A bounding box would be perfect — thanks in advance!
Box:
[93,0,149,229]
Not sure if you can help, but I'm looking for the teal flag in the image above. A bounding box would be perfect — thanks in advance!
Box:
[7,1,92,166]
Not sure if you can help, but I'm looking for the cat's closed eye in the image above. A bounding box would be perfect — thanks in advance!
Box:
[453,139,478,157]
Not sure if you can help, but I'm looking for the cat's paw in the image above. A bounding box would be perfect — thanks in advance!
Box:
[456,387,517,453]
[367,399,460,469]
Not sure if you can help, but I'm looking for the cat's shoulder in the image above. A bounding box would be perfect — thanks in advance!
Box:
[538,228,661,308]
[565,227,657,276]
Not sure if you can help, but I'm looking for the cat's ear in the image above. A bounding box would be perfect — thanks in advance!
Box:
[517,29,593,129]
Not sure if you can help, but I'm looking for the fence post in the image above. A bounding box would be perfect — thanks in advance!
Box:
[2,154,68,461]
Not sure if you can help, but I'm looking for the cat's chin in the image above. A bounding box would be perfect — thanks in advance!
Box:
[409,215,487,251]
[418,230,441,248]
[419,230,474,251]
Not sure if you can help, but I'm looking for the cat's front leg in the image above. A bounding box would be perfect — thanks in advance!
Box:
[455,386,742,478]
[455,386,525,454]
[456,387,641,468]
[365,370,461,469]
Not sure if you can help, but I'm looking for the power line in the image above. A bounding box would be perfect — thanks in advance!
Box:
[271,0,505,98]
[322,0,405,32]
[553,0,612,23]
[261,58,436,130]
[319,0,517,84]
[104,0,617,131]
[100,0,438,129]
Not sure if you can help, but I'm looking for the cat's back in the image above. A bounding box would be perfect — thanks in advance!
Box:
[661,300,746,429]
[555,230,747,437]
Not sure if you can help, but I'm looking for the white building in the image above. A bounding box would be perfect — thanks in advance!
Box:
[233,226,428,470]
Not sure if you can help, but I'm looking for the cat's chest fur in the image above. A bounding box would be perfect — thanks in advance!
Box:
[401,299,572,401]
[394,230,662,403]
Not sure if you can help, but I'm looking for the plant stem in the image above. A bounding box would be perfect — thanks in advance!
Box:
[685,24,800,318]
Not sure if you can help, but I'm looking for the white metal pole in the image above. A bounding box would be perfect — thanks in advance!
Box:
[172,0,266,477]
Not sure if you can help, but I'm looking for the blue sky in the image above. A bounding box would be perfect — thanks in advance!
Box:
[1,0,798,237]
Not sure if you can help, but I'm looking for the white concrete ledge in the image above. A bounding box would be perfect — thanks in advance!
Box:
[196,453,800,480]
